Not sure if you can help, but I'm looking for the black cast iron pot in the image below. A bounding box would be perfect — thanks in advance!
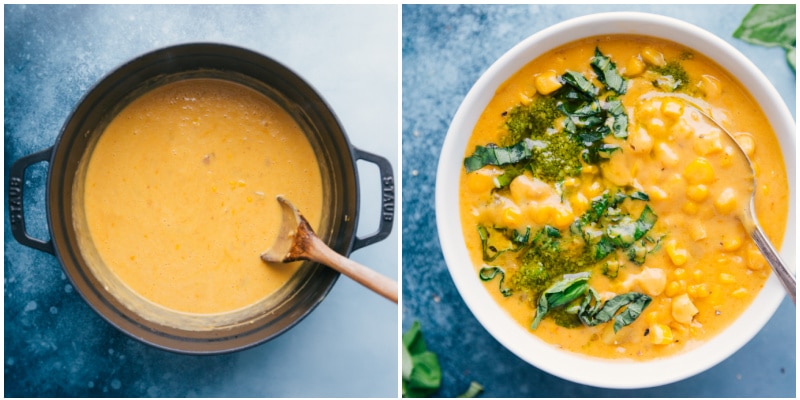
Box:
[7,43,395,354]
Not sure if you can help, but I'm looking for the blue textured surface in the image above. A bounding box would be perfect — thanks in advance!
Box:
[5,4,398,397]
[402,4,796,397]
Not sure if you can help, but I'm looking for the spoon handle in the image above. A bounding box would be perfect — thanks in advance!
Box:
[307,235,398,303]
[750,223,796,304]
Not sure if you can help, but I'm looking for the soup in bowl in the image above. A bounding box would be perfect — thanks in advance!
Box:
[436,12,794,388]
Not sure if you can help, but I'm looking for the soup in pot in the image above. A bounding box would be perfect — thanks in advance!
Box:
[76,78,323,316]
[459,35,789,359]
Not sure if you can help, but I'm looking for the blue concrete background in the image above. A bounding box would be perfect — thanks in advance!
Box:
[402,4,796,397]
[4,4,398,397]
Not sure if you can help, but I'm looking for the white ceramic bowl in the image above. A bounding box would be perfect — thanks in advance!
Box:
[436,12,796,389]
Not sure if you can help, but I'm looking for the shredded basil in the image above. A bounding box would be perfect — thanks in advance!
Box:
[479,266,513,297]
[577,289,652,333]
[531,274,651,333]
[591,47,627,94]
[531,272,590,329]
[464,140,532,173]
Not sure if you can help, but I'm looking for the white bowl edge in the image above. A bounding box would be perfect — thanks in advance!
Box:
[435,11,795,389]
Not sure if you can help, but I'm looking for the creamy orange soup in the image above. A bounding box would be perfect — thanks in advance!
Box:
[77,78,323,316]
[459,35,788,359]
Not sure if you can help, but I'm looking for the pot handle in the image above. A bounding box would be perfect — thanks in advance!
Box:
[8,147,55,255]
[352,148,395,251]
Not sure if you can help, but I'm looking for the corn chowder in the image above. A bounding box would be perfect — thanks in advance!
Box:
[459,35,788,359]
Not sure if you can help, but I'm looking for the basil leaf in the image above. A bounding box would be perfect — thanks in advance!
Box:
[464,141,532,173]
[479,266,513,297]
[635,205,658,240]
[402,321,442,398]
[630,191,649,201]
[457,381,484,398]
[591,47,627,94]
[612,293,652,333]
[531,272,590,330]
[577,291,652,333]
[733,4,796,72]
[605,98,629,139]
[733,4,795,49]
[560,70,599,98]
[477,225,503,262]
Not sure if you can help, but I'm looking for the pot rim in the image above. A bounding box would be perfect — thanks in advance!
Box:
[9,42,391,354]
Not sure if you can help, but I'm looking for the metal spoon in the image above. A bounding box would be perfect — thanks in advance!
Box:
[261,195,398,303]
[646,93,795,303]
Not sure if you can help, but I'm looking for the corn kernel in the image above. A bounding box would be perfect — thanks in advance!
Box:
[519,92,533,105]
[699,74,721,98]
[682,201,699,215]
[534,70,563,95]
[570,192,589,215]
[714,188,737,214]
[686,184,709,202]
[672,293,699,324]
[646,117,667,137]
[629,127,654,154]
[582,164,598,175]
[648,185,668,201]
[666,240,688,266]
[655,143,679,167]
[665,281,684,297]
[671,119,694,139]
[528,203,553,225]
[637,101,659,120]
[692,269,703,281]
[688,220,707,241]
[684,157,715,184]
[552,207,574,228]
[720,273,736,284]
[502,206,522,225]
[563,177,580,189]
[688,283,711,298]
[732,287,748,298]
[661,99,684,119]
[642,47,666,67]
[650,323,674,345]
[734,132,756,157]
[719,146,735,168]
[585,181,604,198]
[625,56,645,77]
[745,243,766,270]
[693,129,723,155]
[673,267,687,279]
[721,234,743,252]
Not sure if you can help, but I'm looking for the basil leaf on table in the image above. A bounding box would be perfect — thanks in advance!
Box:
[402,321,442,398]
[733,4,796,71]
[457,381,484,398]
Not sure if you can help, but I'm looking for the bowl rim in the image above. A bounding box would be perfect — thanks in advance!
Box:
[436,11,795,389]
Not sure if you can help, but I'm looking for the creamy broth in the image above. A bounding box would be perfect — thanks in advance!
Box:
[459,35,788,359]
[78,78,323,315]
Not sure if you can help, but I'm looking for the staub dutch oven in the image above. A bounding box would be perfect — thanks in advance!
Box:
[7,43,395,354]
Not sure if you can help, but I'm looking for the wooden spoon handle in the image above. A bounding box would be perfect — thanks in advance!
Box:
[307,235,398,303]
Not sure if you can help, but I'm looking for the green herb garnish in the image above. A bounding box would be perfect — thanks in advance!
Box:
[733,4,796,71]
[479,266,513,297]
[456,381,484,398]
[402,321,442,398]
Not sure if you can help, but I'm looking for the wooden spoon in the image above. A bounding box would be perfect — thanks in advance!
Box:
[261,195,398,303]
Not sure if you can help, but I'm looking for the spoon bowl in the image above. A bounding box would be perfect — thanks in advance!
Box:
[262,195,399,303]
[646,92,796,303]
